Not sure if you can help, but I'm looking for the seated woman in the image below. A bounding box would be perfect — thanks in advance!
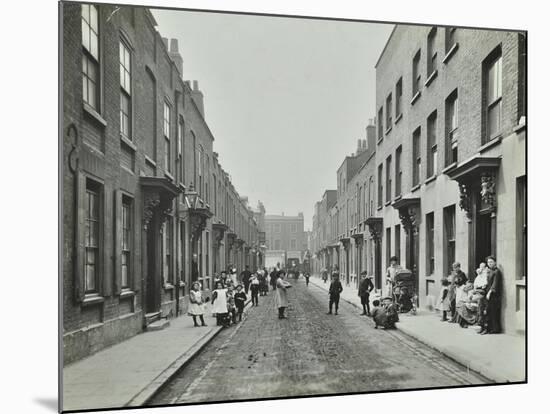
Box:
[456,263,488,327]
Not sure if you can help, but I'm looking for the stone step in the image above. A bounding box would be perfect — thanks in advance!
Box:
[146,319,170,331]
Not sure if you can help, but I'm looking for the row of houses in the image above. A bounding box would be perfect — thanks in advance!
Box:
[310,25,526,334]
[62,4,266,364]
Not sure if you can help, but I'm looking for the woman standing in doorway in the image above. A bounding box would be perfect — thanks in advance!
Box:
[480,256,502,335]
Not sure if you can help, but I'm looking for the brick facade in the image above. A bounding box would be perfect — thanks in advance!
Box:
[62,3,264,364]
[311,24,526,334]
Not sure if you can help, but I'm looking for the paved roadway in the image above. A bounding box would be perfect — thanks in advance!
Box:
[149,278,489,406]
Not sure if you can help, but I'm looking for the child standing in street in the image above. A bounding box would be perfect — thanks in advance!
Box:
[211,281,229,327]
[327,273,343,315]
[227,285,237,325]
[188,282,207,327]
[234,285,247,322]
[304,272,310,287]
[250,273,260,306]
[438,278,451,321]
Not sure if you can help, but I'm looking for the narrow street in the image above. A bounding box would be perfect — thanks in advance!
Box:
[149,278,489,406]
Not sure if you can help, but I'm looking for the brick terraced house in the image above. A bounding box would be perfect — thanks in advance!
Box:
[62,3,264,364]
[311,25,526,334]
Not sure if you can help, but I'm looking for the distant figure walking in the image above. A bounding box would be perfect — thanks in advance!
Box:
[304,272,310,287]
[275,270,292,319]
[321,268,328,284]
[240,265,252,294]
[270,268,279,291]
[327,272,343,315]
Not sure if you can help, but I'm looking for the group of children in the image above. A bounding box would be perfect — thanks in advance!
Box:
[188,268,272,328]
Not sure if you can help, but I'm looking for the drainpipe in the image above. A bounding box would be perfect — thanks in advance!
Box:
[174,88,182,317]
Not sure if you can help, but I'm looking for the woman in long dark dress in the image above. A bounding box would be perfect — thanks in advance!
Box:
[480,256,502,335]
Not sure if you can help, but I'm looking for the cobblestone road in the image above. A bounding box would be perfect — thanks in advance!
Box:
[149,278,489,406]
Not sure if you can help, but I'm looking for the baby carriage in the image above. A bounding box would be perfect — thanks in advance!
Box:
[393,269,417,314]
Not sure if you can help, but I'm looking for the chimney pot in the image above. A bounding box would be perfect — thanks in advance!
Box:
[193,80,199,91]
[170,38,179,53]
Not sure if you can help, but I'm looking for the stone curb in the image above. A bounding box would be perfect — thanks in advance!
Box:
[308,277,519,384]
[125,299,254,407]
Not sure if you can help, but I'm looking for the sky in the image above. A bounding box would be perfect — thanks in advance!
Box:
[151,8,393,230]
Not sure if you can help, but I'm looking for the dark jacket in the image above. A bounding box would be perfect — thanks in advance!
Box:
[487,267,502,296]
[329,280,343,296]
[234,292,247,309]
[241,270,252,284]
[358,278,374,297]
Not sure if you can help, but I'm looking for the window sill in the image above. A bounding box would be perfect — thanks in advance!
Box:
[424,70,438,87]
[443,43,459,64]
[516,278,526,287]
[121,165,135,176]
[120,134,137,151]
[384,200,392,206]
[120,289,135,299]
[411,184,421,193]
[394,194,402,202]
[395,113,403,124]
[377,205,383,211]
[163,283,175,291]
[83,103,107,127]
[165,171,174,181]
[442,162,457,174]
[145,155,157,167]
[425,175,437,185]
[82,294,104,307]
[513,122,526,134]
[479,136,502,154]
[410,91,421,106]
[385,126,392,135]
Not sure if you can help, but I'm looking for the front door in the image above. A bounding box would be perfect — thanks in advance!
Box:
[146,215,160,314]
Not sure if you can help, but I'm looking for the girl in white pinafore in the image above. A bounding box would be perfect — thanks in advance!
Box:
[188,282,207,327]
[211,281,229,327]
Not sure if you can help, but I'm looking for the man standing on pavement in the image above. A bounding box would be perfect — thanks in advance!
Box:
[327,272,343,315]
[240,265,252,294]
[358,271,374,316]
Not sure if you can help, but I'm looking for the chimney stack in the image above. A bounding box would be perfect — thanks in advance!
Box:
[168,38,184,75]
[162,37,169,50]
[190,80,205,118]
[356,139,363,154]
[366,121,376,156]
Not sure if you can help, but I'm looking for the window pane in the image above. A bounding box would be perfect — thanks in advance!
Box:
[82,4,90,22]
[90,5,98,32]
[90,32,98,60]
[82,20,90,50]
[488,101,501,138]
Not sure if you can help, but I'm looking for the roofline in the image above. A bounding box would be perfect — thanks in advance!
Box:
[374,25,397,69]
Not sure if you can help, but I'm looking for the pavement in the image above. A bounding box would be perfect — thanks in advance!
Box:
[309,275,526,384]
[62,302,226,412]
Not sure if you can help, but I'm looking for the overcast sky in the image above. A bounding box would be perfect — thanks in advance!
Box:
[152,8,393,230]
